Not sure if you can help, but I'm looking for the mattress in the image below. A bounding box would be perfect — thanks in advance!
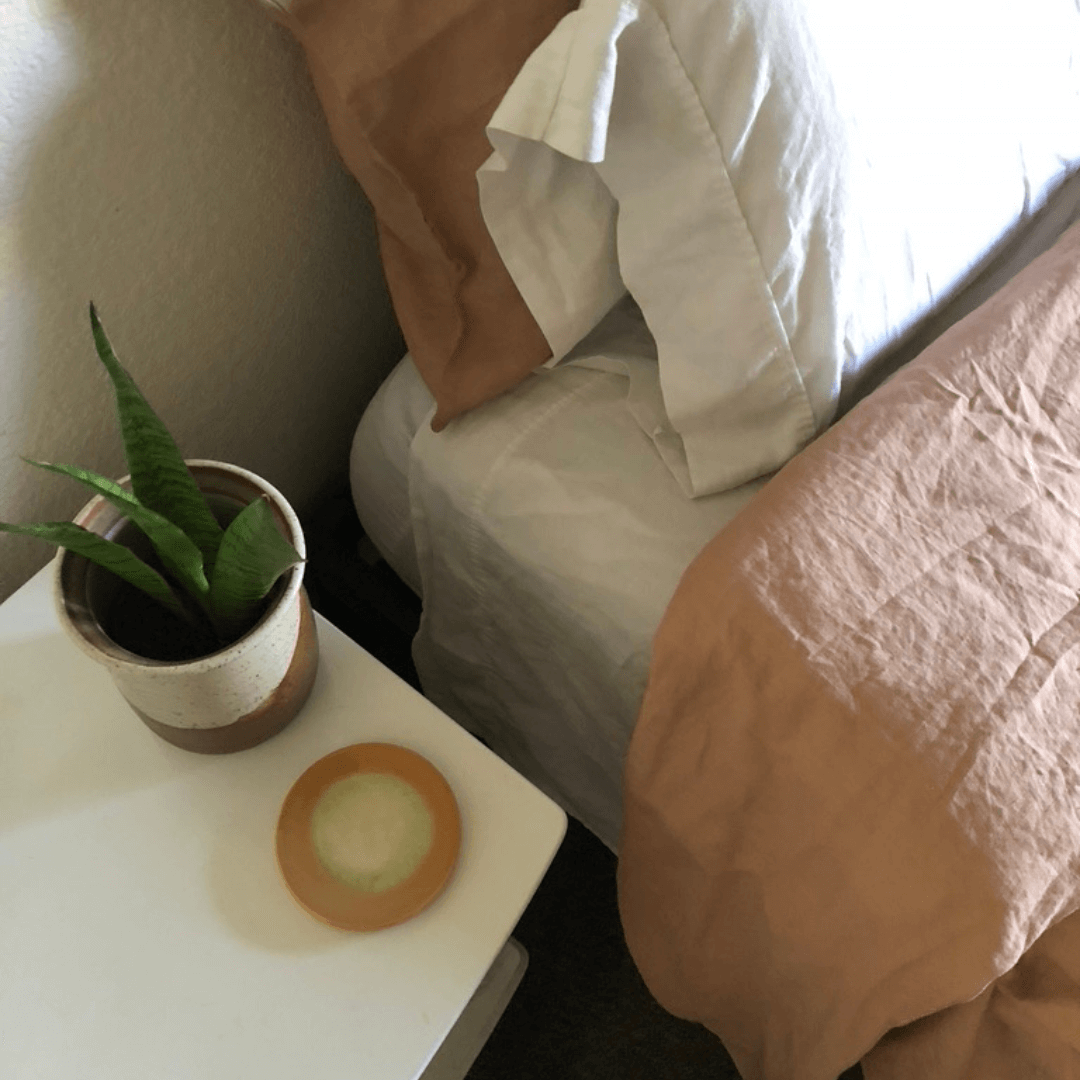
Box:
[350,171,1080,852]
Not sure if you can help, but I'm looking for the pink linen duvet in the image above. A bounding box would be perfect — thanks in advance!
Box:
[619,222,1080,1080]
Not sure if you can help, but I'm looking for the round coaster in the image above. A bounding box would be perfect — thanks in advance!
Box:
[276,743,461,931]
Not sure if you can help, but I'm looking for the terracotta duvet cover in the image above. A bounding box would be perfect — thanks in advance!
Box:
[619,222,1080,1079]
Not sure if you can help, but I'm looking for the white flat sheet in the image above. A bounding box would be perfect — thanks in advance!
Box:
[350,172,1080,852]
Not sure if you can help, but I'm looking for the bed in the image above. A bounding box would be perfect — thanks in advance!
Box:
[350,182,1080,855]
[263,0,1080,1076]
[351,294,770,850]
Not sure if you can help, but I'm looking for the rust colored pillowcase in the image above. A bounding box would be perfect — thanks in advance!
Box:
[270,0,576,429]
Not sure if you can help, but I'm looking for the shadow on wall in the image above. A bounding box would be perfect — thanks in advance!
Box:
[1,0,403,602]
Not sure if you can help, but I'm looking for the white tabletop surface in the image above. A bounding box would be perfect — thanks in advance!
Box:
[0,565,566,1080]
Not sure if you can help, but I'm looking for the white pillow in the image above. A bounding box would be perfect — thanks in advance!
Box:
[479,0,1080,497]
[477,5,630,364]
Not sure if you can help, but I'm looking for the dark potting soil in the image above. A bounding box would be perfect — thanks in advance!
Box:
[101,580,219,660]
[100,579,266,662]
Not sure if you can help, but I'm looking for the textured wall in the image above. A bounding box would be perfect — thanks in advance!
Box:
[0,0,404,602]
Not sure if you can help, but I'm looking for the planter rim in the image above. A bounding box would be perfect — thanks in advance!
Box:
[53,459,306,674]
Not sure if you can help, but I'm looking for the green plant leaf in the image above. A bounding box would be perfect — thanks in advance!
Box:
[0,520,188,622]
[24,459,210,601]
[208,496,304,640]
[89,303,223,571]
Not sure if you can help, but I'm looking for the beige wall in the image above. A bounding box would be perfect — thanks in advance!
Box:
[0,0,404,602]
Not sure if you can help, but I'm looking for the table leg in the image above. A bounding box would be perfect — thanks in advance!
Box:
[417,937,529,1080]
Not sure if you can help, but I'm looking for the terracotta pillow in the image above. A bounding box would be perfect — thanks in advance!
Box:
[265,0,576,429]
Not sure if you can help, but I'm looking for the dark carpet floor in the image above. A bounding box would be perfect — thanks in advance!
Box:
[302,491,864,1080]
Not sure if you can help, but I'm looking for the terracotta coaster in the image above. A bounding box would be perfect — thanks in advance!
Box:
[276,743,461,931]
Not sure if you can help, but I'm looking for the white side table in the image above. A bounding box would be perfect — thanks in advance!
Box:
[0,565,566,1080]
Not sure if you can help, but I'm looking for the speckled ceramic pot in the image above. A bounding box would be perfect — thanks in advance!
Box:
[53,460,319,754]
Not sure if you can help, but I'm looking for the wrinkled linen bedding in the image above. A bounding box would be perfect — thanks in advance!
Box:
[478,0,1080,498]
[352,181,1080,858]
[619,221,1080,1079]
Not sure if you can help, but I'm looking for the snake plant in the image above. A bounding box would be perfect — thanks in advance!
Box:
[1,305,304,648]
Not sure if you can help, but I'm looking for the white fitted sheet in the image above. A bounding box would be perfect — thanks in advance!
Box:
[352,302,765,849]
[350,172,1080,852]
